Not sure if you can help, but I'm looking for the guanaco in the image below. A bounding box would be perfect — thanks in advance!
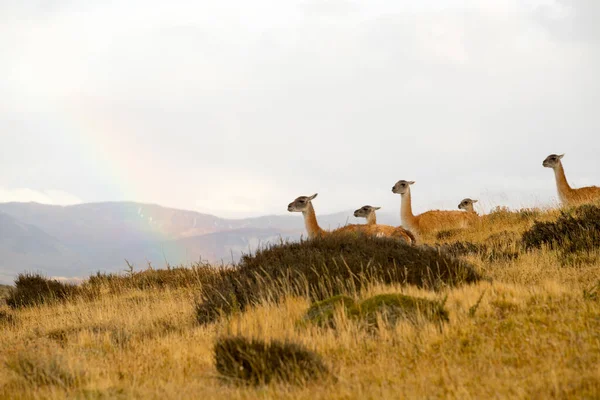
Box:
[391,180,477,235]
[458,198,478,214]
[542,154,600,205]
[353,205,416,244]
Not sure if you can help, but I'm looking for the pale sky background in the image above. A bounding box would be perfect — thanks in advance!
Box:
[1,0,598,218]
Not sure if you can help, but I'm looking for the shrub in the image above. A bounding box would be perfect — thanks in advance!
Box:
[214,336,329,385]
[356,293,449,330]
[302,295,357,328]
[6,273,80,309]
[196,234,480,325]
[302,293,449,330]
[439,241,483,258]
[195,268,244,324]
[522,204,600,254]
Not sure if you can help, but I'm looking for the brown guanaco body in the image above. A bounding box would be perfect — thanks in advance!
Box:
[353,205,416,244]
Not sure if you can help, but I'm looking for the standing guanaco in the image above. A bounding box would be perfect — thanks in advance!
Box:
[542,154,600,205]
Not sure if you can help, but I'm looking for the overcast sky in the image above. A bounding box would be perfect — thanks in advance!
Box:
[1,0,598,218]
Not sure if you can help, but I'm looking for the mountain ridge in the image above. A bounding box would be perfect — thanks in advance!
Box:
[0,201,402,284]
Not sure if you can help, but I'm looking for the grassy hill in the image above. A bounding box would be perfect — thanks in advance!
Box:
[0,204,599,398]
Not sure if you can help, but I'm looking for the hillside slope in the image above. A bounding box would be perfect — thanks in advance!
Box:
[0,212,82,282]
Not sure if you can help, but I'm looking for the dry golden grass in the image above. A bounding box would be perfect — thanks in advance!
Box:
[0,285,11,305]
[1,206,599,399]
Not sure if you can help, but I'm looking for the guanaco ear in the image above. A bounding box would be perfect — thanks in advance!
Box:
[408,181,416,185]
[373,206,381,210]
[473,199,478,203]
[308,193,318,200]
[558,154,564,159]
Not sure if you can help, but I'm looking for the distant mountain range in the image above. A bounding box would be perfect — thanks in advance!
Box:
[0,202,401,284]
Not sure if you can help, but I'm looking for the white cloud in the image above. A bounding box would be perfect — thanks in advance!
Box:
[0,187,82,206]
[0,0,599,217]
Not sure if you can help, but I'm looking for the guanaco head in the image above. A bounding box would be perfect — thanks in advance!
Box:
[391,180,415,195]
[458,198,478,212]
[542,154,564,169]
[353,205,381,219]
[287,193,318,213]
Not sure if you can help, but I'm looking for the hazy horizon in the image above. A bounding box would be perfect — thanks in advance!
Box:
[2,0,599,218]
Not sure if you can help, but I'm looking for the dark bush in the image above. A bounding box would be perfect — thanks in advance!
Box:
[196,234,480,325]
[195,268,243,324]
[6,273,80,309]
[522,204,600,254]
[214,336,329,385]
[439,241,483,257]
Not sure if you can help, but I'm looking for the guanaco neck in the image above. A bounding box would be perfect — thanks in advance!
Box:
[553,162,573,202]
[400,189,417,229]
[302,202,325,238]
[366,212,377,225]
